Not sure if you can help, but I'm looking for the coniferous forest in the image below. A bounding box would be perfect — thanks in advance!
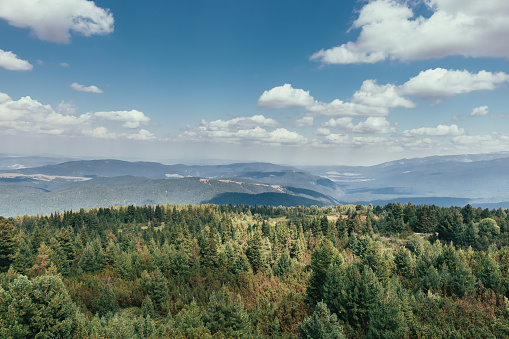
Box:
[1,203,509,338]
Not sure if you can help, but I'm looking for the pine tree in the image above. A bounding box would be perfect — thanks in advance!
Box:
[0,217,18,272]
[29,242,54,277]
[306,239,335,305]
[11,236,33,275]
[57,227,75,263]
[246,229,264,274]
[273,250,293,276]
[141,295,155,318]
[202,287,251,337]
[479,253,501,291]
[298,301,346,339]
[79,242,96,273]
[95,284,118,317]
[144,267,168,308]
[367,280,409,339]
[323,263,382,330]
[0,274,81,338]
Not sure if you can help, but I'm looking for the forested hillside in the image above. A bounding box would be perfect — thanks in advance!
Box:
[1,203,509,338]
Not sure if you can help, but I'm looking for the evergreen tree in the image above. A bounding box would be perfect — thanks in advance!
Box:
[479,253,501,291]
[0,217,18,272]
[141,295,155,318]
[323,263,382,330]
[246,229,264,274]
[273,250,293,276]
[11,236,33,275]
[95,284,118,317]
[435,211,464,244]
[29,242,54,277]
[306,240,336,306]
[144,267,168,308]
[202,287,251,337]
[367,280,409,339]
[298,301,346,339]
[0,274,81,338]
[79,242,96,273]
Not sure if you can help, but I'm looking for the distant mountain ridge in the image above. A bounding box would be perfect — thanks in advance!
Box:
[1,152,509,217]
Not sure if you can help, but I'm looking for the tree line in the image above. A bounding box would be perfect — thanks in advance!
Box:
[1,202,509,338]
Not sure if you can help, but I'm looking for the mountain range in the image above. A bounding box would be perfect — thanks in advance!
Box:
[0,152,508,217]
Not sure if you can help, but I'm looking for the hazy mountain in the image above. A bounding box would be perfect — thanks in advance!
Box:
[302,153,509,205]
[1,152,509,217]
[0,176,336,217]
[0,154,75,170]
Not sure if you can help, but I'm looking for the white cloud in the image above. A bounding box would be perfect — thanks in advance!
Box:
[352,80,415,108]
[124,129,156,140]
[295,116,314,127]
[450,134,509,151]
[316,128,330,136]
[260,80,415,118]
[400,68,509,99]
[470,105,489,116]
[322,134,350,145]
[59,62,69,67]
[0,91,156,140]
[323,117,354,129]
[311,0,509,64]
[93,110,150,128]
[0,0,114,43]
[202,115,279,131]
[83,126,116,139]
[55,101,78,115]
[324,117,395,134]
[402,124,465,137]
[180,116,306,146]
[70,82,103,94]
[306,99,388,117]
[258,84,315,108]
[0,49,33,71]
[351,117,396,134]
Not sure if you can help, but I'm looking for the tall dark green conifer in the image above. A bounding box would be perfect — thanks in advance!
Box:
[0,217,18,272]
[306,239,335,305]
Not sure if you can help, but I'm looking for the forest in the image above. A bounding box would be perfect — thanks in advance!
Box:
[1,202,509,338]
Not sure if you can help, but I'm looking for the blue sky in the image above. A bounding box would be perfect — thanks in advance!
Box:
[0,0,508,165]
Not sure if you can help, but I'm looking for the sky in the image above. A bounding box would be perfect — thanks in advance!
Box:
[0,0,508,166]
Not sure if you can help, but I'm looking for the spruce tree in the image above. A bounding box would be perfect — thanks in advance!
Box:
[298,301,346,339]
[306,239,335,305]
[0,217,18,272]
[11,236,33,275]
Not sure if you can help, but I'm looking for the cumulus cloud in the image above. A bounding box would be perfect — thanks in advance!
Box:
[400,68,509,99]
[93,110,150,128]
[295,116,314,127]
[179,115,306,145]
[402,124,465,137]
[55,101,78,115]
[124,129,156,140]
[200,115,279,132]
[450,134,509,151]
[70,82,103,94]
[324,117,396,134]
[257,84,315,109]
[0,0,114,43]
[0,49,33,71]
[261,80,414,118]
[311,0,509,64]
[0,91,155,140]
[470,105,490,116]
[316,128,331,136]
[352,80,415,108]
